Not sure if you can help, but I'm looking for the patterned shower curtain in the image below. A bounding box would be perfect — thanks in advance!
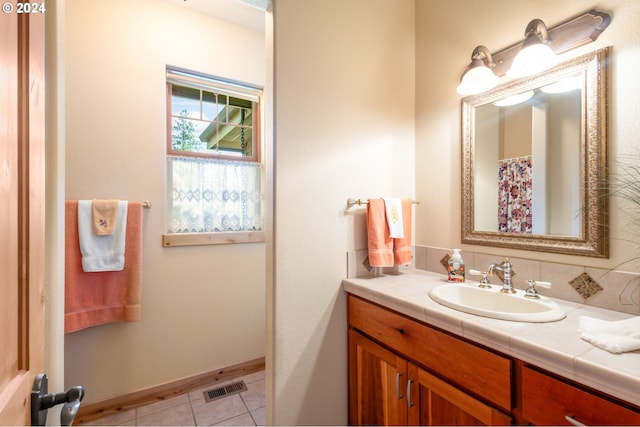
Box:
[498,156,533,233]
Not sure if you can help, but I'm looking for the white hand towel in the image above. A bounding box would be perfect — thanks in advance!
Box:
[578,315,640,354]
[383,198,404,239]
[78,200,128,272]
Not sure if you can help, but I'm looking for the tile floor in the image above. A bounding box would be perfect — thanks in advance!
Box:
[81,370,265,426]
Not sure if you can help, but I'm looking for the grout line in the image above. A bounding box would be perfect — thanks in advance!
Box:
[187,390,198,426]
[247,409,258,426]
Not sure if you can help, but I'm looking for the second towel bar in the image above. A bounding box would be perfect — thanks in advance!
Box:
[347,198,420,208]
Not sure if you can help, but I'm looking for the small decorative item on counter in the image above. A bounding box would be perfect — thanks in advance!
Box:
[447,249,465,282]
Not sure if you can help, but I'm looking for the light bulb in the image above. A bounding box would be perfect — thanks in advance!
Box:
[507,43,558,78]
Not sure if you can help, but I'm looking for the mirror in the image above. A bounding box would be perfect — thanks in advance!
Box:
[461,48,609,257]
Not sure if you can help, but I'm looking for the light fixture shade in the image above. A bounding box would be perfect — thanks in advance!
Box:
[507,19,559,78]
[456,46,498,96]
[457,65,499,95]
[507,43,559,78]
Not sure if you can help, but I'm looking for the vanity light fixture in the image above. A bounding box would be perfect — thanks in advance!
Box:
[456,46,499,96]
[456,9,611,96]
[506,19,559,78]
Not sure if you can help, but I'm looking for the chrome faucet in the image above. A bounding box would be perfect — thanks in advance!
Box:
[487,258,516,294]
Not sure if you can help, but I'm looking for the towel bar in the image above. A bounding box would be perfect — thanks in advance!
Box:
[141,201,151,209]
[347,198,420,208]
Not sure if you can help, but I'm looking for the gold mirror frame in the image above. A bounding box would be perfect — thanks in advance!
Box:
[461,48,609,257]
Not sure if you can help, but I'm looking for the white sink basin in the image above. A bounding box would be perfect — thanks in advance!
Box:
[428,283,566,323]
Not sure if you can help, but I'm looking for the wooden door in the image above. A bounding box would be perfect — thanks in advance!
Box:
[348,329,408,426]
[0,10,46,426]
[407,364,511,426]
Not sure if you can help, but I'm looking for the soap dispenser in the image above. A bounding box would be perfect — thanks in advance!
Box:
[447,249,465,283]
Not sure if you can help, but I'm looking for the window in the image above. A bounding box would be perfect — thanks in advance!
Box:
[163,67,264,246]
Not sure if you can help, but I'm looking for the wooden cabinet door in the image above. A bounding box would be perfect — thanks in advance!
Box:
[0,10,46,427]
[522,366,640,426]
[348,294,512,412]
[348,330,408,426]
[407,364,511,426]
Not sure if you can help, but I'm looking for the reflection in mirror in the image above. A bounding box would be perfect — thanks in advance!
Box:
[474,76,581,236]
[462,48,609,257]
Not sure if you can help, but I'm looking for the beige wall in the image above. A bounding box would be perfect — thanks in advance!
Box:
[64,0,266,403]
[272,0,415,424]
[45,1,66,422]
[415,0,640,272]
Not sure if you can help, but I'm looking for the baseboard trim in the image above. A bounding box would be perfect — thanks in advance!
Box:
[74,357,265,425]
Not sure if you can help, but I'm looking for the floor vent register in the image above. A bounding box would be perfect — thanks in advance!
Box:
[203,381,248,403]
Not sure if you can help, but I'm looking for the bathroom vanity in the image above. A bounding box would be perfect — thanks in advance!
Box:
[343,270,640,426]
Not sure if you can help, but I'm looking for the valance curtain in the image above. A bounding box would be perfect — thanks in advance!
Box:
[498,156,533,233]
[167,156,262,233]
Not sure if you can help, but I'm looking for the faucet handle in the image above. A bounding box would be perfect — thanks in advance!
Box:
[524,279,552,299]
[468,269,492,288]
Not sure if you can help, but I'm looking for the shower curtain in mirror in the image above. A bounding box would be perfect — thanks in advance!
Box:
[166,156,262,233]
[498,156,532,233]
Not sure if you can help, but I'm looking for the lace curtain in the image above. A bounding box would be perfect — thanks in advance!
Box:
[498,156,533,233]
[167,156,262,233]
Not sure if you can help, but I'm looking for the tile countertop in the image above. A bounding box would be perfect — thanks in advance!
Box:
[342,269,640,408]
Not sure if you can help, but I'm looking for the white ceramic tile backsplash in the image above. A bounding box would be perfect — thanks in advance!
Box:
[346,245,640,315]
[586,267,640,311]
[540,262,586,303]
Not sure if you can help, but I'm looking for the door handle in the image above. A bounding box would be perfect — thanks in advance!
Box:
[31,373,85,426]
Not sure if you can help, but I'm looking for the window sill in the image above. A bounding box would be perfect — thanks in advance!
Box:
[162,231,265,247]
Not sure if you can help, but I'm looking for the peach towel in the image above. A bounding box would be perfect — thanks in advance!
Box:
[65,200,143,333]
[92,199,119,235]
[366,198,412,267]
[367,199,394,267]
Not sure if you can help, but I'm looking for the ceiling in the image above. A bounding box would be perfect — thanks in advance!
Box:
[160,0,266,32]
